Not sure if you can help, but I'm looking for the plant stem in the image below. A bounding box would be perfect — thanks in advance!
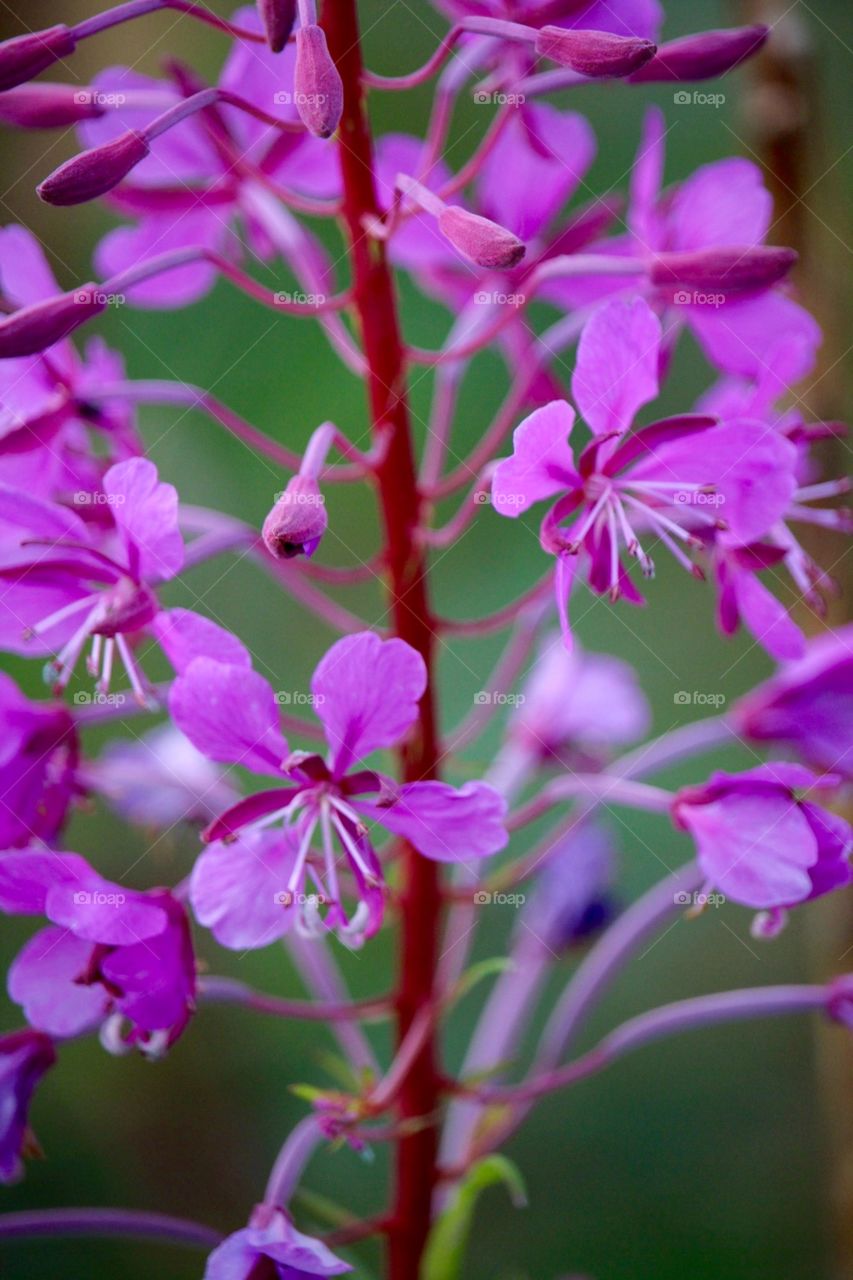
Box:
[322,4,442,1275]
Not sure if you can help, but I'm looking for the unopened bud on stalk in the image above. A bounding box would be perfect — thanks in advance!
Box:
[0,84,106,129]
[437,206,526,270]
[262,475,327,559]
[629,25,768,83]
[535,27,656,78]
[0,287,107,359]
[651,246,797,293]
[38,131,150,207]
[258,0,297,52]
[0,26,77,92]
[293,25,343,138]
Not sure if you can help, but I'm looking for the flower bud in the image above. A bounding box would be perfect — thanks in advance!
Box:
[0,84,105,129]
[262,475,327,559]
[651,246,797,294]
[38,131,150,207]
[258,0,297,53]
[0,26,77,92]
[535,27,656,79]
[0,286,107,359]
[293,24,343,139]
[437,206,525,270]
[629,25,768,83]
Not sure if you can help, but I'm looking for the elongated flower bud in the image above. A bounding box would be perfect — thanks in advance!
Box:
[293,24,343,138]
[262,474,327,559]
[651,246,797,293]
[38,131,150,207]
[0,84,105,129]
[437,206,525,270]
[0,287,107,359]
[629,25,768,83]
[0,26,77,92]
[535,27,656,79]
[258,0,296,52]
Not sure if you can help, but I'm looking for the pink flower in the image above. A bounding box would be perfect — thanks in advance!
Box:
[170,632,508,946]
[673,763,851,916]
[0,850,195,1055]
[204,1203,351,1279]
[0,1028,56,1183]
[0,673,78,849]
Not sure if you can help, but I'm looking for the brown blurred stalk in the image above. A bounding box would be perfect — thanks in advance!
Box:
[739,5,852,1277]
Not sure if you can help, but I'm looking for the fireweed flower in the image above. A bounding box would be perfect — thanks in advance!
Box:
[491,297,799,640]
[0,850,195,1056]
[85,723,241,830]
[0,456,248,699]
[0,1028,56,1184]
[732,625,853,779]
[0,673,78,849]
[171,632,508,945]
[0,225,140,497]
[673,764,852,931]
[204,1203,351,1279]
[73,7,339,308]
[557,106,819,380]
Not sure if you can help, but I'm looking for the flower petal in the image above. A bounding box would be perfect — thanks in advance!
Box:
[572,298,661,437]
[103,456,184,583]
[311,632,426,775]
[356,780,508,863]
[9,927,108,1037]
[151,607,251,673]
[190,829,298,950]
[169,658,288,776]
[492,400,577,517]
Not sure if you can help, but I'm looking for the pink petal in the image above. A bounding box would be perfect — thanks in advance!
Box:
[668,158,771,252]
[151,608,251,673]
[572,297,661,436]
[104,456,184,583]
[356,780,507,863]
[9,927,108,1036]
[190,829,298,950]
[169,658,288,776]
[492,400,577,517]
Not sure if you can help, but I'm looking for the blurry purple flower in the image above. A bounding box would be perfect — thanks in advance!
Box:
[0,1028,55,1183]
[76,7,340,308]
[171,632,507,946]
[85,723,240,829]
[0,456,248,698]
[510,636,649,765]
[673,763,851,913]
[0,673,78,849]
[204,1203,351,1278]
[0,850,195,1054]
[518,821,616,954]
[732,626,853,778]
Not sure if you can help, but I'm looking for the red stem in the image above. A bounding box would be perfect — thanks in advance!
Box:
[322,3,442,1276]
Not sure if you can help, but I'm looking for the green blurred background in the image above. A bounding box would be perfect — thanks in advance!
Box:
[0,2,851,1277]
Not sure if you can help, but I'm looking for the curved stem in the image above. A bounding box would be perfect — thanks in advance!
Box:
[0,1208,221,1250]
[198,976,392,1022]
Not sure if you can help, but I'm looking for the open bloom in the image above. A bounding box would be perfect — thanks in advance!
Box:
[76,6,339,308]
[171,632,508,946]
[204,1203,351,1279]
[732,626,853,778]
[559,106,819,380]
[0,673,78,848]
[0,1028,56,1183]
[0,850,195,1056]
[0,455,248,698]
[673,764,851,925]
[492,297,798,642]
[0,224,140,498]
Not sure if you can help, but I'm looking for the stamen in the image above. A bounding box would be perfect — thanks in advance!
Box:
[25,591,99,639]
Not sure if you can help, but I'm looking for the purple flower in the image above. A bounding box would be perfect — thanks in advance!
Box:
[76,7,339,309]
[491,297,798,641]
[0,225,140,495]
[0,673,78,848]
[510,636,649,765]
[204,1203,351,1279]
[673,763,852,914]
[0,455,248,698]
[85,723,241,830]
[0,1028,56,1183]
[558,107,820,380]
[732,626,853,778]
[170,632,508,946]
[0,850,195,1055]
[518,821,616,954]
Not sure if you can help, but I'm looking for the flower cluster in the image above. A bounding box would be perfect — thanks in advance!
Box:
[0,1,849,1276]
